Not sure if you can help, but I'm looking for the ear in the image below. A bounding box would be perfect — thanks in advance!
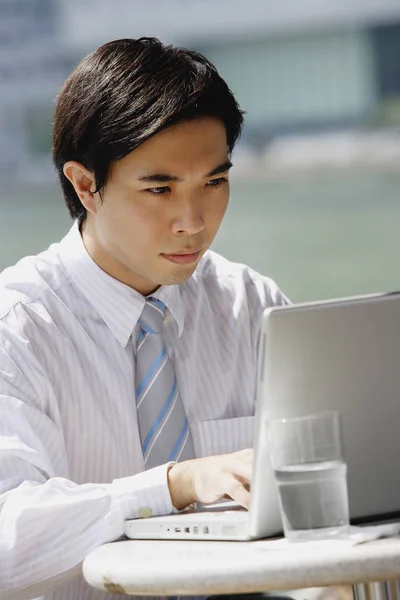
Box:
[63,161,99,215]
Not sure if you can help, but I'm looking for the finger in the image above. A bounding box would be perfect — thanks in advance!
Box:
[226,456,252,484]
[219,473,251,509]
[235,476,250,491]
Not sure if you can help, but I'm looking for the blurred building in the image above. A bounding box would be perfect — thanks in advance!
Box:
[2,0,400,183]
[0,0,76,182]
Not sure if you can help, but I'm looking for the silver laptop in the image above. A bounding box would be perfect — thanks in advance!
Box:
[124,291,400,541]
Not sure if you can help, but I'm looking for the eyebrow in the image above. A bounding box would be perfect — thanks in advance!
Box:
[137,160,233,183]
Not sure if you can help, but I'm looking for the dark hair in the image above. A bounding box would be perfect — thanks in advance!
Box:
[52,37,245,221]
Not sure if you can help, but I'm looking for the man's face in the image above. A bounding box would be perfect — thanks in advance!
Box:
[82,117,231,295]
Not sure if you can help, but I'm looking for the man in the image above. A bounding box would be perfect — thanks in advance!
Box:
[0,38,289,599]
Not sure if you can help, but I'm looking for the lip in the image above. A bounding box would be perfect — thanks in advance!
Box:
[162,250,202,265]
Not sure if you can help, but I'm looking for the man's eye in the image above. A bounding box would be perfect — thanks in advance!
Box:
[146,186,171,195]
[207,177,228,188]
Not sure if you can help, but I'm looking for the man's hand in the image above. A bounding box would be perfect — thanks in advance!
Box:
[167,448,253,511]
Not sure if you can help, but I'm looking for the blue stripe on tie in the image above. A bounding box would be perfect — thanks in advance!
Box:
[149,298,165,312]
[136,346,167,397]
[137,327,146,346]
[168,418,189,462]
[142,377,177,454]
[138,319,157,334]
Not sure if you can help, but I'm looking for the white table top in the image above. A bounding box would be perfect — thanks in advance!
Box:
[82,536,400,596]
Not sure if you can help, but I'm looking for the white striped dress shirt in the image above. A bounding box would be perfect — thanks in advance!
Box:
[0,222,288,600]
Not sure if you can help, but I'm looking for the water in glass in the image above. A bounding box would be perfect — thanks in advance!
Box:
[274,459,349,541]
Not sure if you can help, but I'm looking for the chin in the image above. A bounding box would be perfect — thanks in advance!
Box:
[162,265,199,286]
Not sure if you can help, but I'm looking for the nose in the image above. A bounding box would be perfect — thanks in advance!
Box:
[171,198,205,236]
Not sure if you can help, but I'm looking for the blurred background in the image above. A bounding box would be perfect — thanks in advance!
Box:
[1,0,400,302]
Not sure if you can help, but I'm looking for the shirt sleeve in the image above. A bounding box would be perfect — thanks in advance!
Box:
[259,272,291,308]
[0,319,174,598]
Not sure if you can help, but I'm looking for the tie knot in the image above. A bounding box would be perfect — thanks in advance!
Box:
[138,298,166,334]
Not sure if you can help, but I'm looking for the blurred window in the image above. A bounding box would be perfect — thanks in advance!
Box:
[372,22,400,97]
[25,105,53,157]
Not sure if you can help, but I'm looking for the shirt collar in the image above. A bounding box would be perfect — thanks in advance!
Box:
[57,221,184,347]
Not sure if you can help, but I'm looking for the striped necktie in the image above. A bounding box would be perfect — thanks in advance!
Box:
[135,297,195,469]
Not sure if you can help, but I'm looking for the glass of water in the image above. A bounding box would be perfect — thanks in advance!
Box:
[266,411,350,542]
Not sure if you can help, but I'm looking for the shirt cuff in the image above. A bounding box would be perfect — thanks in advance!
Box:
[110,462,176,520]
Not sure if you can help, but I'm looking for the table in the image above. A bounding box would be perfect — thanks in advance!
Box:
[82,537,400,599]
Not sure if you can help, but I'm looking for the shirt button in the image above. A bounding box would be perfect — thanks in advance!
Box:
[139,507,153,518]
